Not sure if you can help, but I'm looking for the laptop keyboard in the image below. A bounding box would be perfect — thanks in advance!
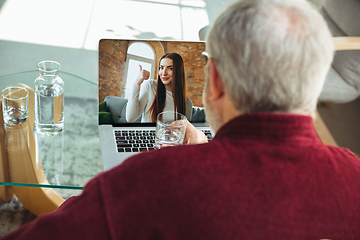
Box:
[203,130,213,141]
[115,130,155,153]
[114,129,213,153]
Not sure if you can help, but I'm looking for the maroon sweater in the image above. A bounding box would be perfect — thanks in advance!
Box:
[4,113,360,239]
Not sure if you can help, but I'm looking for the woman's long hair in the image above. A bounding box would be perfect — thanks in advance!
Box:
[148,53,187,122]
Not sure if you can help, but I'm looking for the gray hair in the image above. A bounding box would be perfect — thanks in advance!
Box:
[206,0,334,118]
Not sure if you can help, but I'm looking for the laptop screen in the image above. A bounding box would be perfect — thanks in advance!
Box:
[98,39,207,125]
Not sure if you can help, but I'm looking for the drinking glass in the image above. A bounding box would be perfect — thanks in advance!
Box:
[154,111,187,149]
[2,86,29,125]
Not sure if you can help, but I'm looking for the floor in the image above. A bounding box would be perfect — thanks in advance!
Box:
[0,0,358,152]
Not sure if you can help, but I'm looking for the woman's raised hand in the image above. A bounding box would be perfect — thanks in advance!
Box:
[135,65,150,86]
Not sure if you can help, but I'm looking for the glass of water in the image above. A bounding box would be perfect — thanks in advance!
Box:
[2,86,29,125]
[154,111,187,149]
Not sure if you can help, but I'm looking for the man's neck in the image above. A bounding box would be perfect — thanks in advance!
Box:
[222,96,243,126]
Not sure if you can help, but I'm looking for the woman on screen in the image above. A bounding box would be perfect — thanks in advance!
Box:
[126,53,193,123]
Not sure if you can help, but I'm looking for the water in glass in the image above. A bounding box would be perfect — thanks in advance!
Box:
[35,83,64,133]
[154,128,184,149]
[3,106,28,124]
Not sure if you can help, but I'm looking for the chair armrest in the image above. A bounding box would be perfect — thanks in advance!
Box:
[333,37,360,51]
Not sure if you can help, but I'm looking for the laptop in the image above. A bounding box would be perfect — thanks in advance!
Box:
[98,39,214,171]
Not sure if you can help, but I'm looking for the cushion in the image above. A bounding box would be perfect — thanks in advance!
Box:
[319,67,359,103]
[332,51,360,93]
[105,96,128,123]
[319,2,360,102]
[191,107,206,122]
[105,96,142,123]
[98,101,108,112]
[98,112,112,124]
[323,0,360,36]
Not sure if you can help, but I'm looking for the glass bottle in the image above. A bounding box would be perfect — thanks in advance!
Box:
[34,60,64,135]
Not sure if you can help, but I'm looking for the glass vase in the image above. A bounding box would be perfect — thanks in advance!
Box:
[34,60,64,135]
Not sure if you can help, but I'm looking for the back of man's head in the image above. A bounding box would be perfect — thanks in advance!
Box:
[206,0,334,118]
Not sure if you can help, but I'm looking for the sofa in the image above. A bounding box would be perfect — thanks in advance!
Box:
[99,96,207,124]
[316,0,360,103]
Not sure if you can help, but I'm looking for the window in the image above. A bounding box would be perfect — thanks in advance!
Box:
[123,42,155,99]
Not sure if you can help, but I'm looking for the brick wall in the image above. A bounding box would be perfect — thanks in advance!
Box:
[165,41,206,107]
[98,40,206,107]
[98,39,127,103]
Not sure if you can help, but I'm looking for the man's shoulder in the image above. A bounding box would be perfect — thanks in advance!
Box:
[128,143,207,164]
[98,144,213,198]
[326,145,360,165]
[107,143,211,174]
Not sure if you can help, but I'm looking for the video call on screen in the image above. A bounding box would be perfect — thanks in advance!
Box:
[98,39,207,115]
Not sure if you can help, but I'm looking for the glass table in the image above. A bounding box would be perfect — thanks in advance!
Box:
[0,71,103,207]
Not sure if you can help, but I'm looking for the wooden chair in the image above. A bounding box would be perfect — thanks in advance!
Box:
[0,84,64,216]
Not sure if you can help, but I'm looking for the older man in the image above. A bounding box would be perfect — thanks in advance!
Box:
[4,0,360,239]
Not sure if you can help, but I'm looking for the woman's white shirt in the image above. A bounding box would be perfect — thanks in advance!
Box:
[126,79,192,122]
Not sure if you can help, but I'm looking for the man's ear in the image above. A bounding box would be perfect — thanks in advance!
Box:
[208,58,224,100]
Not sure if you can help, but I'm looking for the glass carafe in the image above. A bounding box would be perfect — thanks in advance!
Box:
[34,60,64,135]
